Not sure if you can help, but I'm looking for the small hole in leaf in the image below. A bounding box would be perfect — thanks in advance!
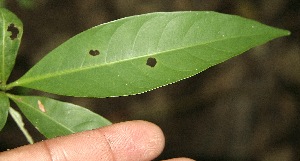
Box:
[7,23,19,40]
[89,50,100,56]
[146,57,157,67]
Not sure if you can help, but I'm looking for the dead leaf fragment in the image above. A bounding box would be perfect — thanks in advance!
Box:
[38,100,46,112]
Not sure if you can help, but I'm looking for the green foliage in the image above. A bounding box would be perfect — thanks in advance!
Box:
[7,12,289,97]
[0,8,290,142]
[0,93,9,130]
[0,0,36,9]
[0,8,23,87]
[8,94,111,139]
[17,0,36,9]
[8,107,33,143]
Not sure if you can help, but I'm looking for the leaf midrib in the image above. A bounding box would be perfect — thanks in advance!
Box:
[1,11,6,85]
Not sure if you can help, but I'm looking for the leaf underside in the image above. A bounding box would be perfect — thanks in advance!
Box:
[9,95,112,138]
[8,107,34,144]
[10,11,290,97]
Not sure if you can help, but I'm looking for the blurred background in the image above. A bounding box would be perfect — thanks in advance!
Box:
[0,0,299,160]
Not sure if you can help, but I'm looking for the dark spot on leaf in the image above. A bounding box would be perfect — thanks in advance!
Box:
[89,50,100,56]
[146,57,157,67]
[7,23,19,40]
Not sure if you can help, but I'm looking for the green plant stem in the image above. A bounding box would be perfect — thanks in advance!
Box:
[5,82,16,90]
[9,107,34,144]
[0,84,6,91]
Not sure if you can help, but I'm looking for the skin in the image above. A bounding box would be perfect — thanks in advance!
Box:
[0,120,195,161]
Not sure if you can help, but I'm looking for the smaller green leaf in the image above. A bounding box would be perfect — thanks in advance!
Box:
[0,92,9,131]
[8,94,112,138]
[9,107,34,144]
[0,8,23,87]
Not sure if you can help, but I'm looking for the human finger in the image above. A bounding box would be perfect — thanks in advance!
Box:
[0,120,165,161]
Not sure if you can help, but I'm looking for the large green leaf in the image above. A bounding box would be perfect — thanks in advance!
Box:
[0,92,9,131]
[0,8,23,87]
[8,12,290,97]
[8,94,111,138]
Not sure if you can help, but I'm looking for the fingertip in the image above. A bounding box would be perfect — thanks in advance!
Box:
[100,120,165,160]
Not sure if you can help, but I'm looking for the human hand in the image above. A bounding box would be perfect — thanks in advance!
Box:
[0,120,194,161]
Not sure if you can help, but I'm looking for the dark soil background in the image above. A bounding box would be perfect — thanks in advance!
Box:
[0,0,299,160]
